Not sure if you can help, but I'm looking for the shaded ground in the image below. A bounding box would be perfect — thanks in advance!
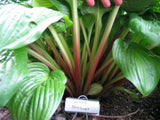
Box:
[0,82,160,120]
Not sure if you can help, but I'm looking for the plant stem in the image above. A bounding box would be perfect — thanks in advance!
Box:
[48,25,75,79]
[83,6,120,94]
[26,47,57,70]
[80,18,90,57]
[94,58,113,80]
[120,27,130,39]
[104,72,124,87]
[101,61,116,84]
[58,33,74,66]
[72,0,81,95]
[29,44,60,69]
[91,3,102,58]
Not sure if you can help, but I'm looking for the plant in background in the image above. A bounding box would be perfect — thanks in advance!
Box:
[0,0,160,120]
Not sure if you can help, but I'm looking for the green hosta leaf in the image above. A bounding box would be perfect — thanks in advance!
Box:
[7,62,67,120]
[153,0,160,13]
[87,83,103,95]
[0,4,64,51]
[81,1,111,18]
[112,38,160,96]
[49,0,71,17]
[0,48,28,107]
[129,14,160,48]
[52,22,66,33]
[121,0,156,13]
[81,15,95,35]
[31,0,54,8]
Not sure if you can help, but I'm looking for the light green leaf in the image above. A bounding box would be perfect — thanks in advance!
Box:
[112,38,160,96]
[0,4,64,51]
[31,0,54,8]
[153,0,160,13]
[87,83,103,96]
[0,48,28,107]
[7,62,67,120]
[129,14,160,48]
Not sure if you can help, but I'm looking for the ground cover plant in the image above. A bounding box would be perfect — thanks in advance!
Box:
[0,0,160,120]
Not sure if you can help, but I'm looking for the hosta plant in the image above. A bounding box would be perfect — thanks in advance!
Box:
[0,0,160,120]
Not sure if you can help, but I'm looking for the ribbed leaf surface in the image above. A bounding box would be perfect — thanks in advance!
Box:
[112,38,160,96]
[0,48,28,107]
[7,62,67,120]
[129,14,160,48]
[0,4,63,51]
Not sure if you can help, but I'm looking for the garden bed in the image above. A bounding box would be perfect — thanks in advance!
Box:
[0,83,160,120]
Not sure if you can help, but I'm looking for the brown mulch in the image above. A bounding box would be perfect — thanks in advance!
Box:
[0,82,160,120]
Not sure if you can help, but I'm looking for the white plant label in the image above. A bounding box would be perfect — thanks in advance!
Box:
[64,97,100,116]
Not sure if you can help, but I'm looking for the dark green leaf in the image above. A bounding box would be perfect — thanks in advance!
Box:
[0,48,28,107]
[81,1,111,18]
[112,38,160,96]
[81,15,95,34]
[7,62,67,120]
[49,0,71,17]
[0,4,64,51]
[121,0,156,13]
[153,0,160,13]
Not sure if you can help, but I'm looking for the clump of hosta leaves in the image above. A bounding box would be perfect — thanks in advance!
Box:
[121,0,156,13]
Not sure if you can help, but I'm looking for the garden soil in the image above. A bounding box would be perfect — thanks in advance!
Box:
[0,82,160,120]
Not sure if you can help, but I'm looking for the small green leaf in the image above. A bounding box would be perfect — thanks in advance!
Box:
[7,62,67,120]
[0,4,64,51]
[112,38,160,96]
[116,87,139,100]
[87,83,103,96]
[0,48,28,107]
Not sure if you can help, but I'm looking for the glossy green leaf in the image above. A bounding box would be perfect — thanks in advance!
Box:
[129,14,160,48]
[121,0,156,13]
[87,83,103,95]
[52,22,66,33]
[0,48,28,107]
[153,0,160,13]
[31,0,54,8]
[81,15,95,34]
[49,0,71,17]
[7,62,67,120]
[0,4,64,51]
[112,38,160,96]
[81,1,111,18]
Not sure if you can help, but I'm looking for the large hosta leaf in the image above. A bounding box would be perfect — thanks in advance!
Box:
[7,62,67,120]
[0,48,28,107]
[0,4,64,51]
[112,38,160,96]
[129,14,160,48]
[49,0,71,17]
